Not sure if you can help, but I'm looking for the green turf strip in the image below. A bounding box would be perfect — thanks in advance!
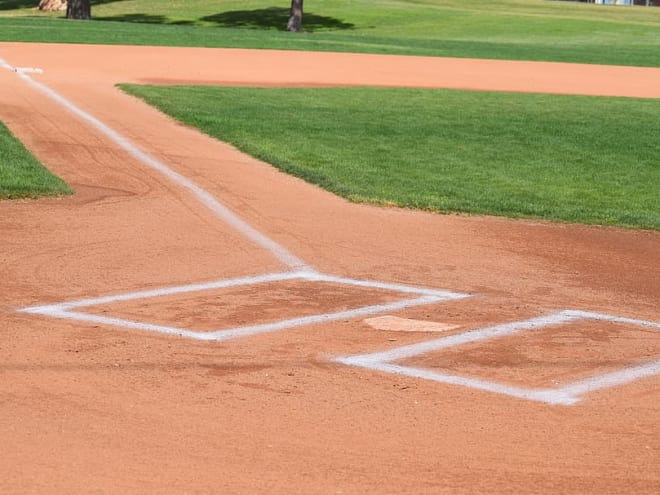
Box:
[0,120,71,200]
[2,0,660,66]
[120,85,660,230]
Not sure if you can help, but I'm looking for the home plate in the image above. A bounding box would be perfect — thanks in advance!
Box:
[364,315,460,333]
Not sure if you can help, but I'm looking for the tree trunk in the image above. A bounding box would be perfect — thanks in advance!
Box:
[38,0,67,11]
[287,0,303,32]
[66,0,91,20]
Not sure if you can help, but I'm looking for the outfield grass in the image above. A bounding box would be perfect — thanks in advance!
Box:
[120,84,660,230]
[1,0,660,66]
[2,0,659,214]
[0,120,71,200]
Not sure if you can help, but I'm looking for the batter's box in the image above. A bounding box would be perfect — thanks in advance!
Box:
[336,310,660,405]
[17,270,469,342]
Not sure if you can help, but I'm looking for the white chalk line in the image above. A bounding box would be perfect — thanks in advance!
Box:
[561,359,660,397]
[339,361,579,406]
[4,55,471,346]
[0,57,308,271]
[19,271,310,313]
[0,58,14,71]
[336,310,660,405]
[31,295,443,342]
[343,311,582,365]
[6,56,658,406]
[18,269,464,341]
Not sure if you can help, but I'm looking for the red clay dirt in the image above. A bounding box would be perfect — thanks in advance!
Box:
[0,43,659,494]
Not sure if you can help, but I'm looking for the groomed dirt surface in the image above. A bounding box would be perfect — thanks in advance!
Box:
[1,43,659,494]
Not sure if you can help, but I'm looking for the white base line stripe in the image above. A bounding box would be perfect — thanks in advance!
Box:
[561,359,660,397]
[1,58,309,271]
[348,361,579,406]
[206,295,444,341]
[25,296,445,342]
[42,309,209,340]
[335,310,660,405]
[18,271,310,313]
[346,311,582,365]
[563,309,660,329]
[17,269,469,342]
[0,58,14,71]
[308,273,470,299]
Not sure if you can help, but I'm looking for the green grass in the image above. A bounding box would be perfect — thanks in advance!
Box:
[2,0,660,66]
[3,0,660,212]
[0,120,72,199]
[120,84,660,230]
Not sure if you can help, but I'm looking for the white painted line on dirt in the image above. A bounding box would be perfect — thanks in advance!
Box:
[307,272,469,300]
[342,311,581,365]
[560,359,660,397]
[38,308,210,340]
[16,67,44,74]
[205,295,444,341]
[1,59,309,271]
[339,360,579,406]
[563,309,660,329]
[335,309,660,406]
[22,295,445,342]
[18,271,309,313]
[17,270,467,342]
[6,55,472,345]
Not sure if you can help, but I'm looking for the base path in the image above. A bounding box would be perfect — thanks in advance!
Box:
[0,43,659,494]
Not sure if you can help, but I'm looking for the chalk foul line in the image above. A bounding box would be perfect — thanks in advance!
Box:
[0,57,309,271]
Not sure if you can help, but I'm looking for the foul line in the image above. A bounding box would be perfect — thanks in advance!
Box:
[0,57,309,271]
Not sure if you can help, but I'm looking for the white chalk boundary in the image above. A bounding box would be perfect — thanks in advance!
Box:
[0,57,309,271]
[3,56,470,344]
[18,271,470,342]
[5,56,659,406]
[336,309,660,405]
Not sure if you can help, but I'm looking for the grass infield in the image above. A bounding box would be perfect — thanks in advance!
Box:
[0,120,71,200]
[120,85,660,230]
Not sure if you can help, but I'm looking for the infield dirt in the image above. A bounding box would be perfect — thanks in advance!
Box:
[1,43,659,493]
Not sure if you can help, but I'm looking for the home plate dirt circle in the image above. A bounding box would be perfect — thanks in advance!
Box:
[0,42,659,493]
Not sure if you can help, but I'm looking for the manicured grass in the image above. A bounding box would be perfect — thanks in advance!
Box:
[120,84,660,230]
[1,0,660,66]
[0,120,71,199]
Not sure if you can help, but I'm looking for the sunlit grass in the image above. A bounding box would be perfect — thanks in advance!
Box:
[1,0,660,66]
[0,120,71,199]
[120,84,660,229]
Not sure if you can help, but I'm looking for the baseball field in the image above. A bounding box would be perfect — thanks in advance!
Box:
[1,1,659,493]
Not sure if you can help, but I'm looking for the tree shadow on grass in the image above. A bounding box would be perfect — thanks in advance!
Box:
[69,6,354,32]
[201,8,354,32]
[0,0,44,10]
[93,13,195,25]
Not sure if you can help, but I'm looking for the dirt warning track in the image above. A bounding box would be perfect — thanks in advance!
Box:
[1,43,659,494]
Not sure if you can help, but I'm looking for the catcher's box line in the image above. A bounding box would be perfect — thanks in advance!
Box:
[4,56,472,343]
[0,57,309,272]
[18,271,471,342]
[336,309,660,405]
